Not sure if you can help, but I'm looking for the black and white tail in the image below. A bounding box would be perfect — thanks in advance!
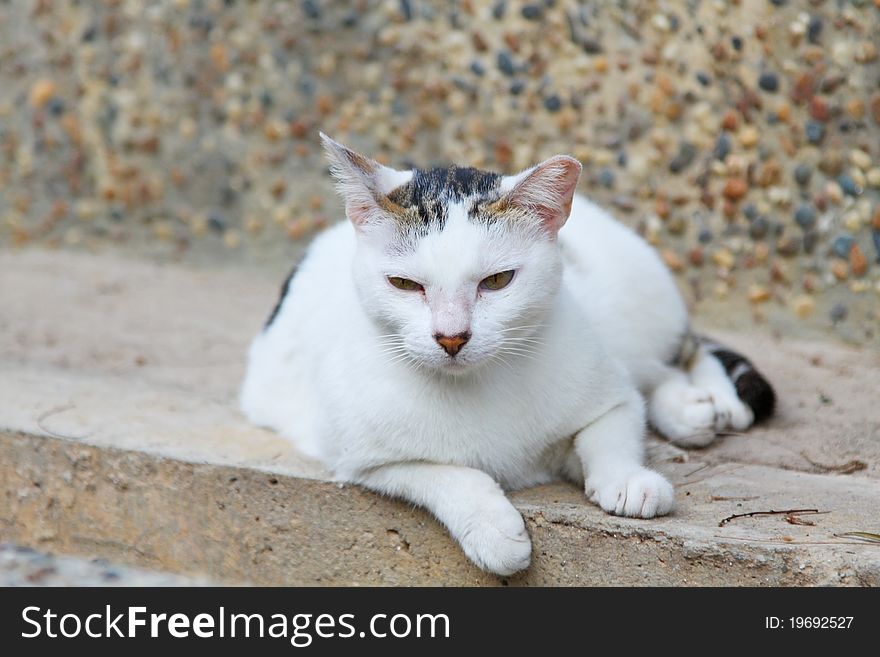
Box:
[672,331,776,426]
[652,332,775,447]
[702,344,776,423]
[673,331,776,422]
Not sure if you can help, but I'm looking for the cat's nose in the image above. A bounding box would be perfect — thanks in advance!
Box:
[434,332,470,357]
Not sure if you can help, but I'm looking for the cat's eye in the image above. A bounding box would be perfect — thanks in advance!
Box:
[387,276,424,292]
[479,270,515,291]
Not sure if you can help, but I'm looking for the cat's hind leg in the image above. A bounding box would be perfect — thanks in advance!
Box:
[647,368,718,447]
[352,462,531,576]
[649,342,776,447]
[690,343,776,429]
[688,347,754,432]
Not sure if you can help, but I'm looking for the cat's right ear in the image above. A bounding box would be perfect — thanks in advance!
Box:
[320,133,412,227]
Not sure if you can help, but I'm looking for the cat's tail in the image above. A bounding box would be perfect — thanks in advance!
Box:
[673,332,776,424]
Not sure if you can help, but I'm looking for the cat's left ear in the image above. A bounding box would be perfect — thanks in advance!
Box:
[499,155,582,234]
[320,133,412,227]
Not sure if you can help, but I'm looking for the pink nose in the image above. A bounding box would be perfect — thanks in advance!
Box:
[434,332,470,357]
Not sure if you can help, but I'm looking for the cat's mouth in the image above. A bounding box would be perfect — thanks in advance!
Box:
[399,348,480,375]
[429,349,491,376]
[440,355,470,370]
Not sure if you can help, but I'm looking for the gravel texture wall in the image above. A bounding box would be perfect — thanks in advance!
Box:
[1,0,879,343]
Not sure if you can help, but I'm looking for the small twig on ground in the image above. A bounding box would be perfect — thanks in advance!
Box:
[682,463,711,478]
[834,532,880,544]
[710,495,759,502]
[35,404,92,441]
[678,464,746,488]
[718,508,824,528]
[715,535,879,547]
[800,453,867,475]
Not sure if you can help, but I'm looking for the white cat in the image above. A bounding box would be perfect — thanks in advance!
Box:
[240,134,775,576]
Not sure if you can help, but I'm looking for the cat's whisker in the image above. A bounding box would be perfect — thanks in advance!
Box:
[379,353,410,363]
[487,353,515,374]
[500,337,546,348]
[498,324,547,333]
[375,344,408,353]
[374,340,406,349]
[380,346,426,373]
[499,339,544,350]
[501,343,541,351]
[499,333,546,343]
[494,346,531,364]
[399,354,425,374]
[377,342,406,351]
[502,347,544,357]
[382,347,411,358]
[376,344,407,352]
[386,355,416,370]
[503,322,546,329]
[501,353,540,362]
[375,338,405,346]
[498,347,541,361]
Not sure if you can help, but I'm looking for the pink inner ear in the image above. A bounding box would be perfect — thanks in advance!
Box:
[509,156,582,233]
[345,199,374,226]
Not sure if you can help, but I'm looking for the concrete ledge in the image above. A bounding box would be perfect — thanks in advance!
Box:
[2,249,879,585]
[3,430,879,586]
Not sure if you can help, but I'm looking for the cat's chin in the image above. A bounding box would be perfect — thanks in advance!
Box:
[425,355,493,377]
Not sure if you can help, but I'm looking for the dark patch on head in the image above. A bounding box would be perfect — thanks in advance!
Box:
[386,166,502,232]
[709,348,776,423]
[264,264,298,330]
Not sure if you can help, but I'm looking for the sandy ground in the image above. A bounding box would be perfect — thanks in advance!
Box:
[1,247,878,584]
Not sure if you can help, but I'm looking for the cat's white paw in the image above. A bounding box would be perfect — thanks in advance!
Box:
[688,347,759,433]
[586,467,675,518]
[652,388,717,447]
[710,389,754,432]
[654,384,752,446]
[457,498,532,576]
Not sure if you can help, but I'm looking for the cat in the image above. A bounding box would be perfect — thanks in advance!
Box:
[240,134,775,576]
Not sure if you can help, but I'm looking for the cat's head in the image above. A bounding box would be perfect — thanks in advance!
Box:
[321,133,581,376]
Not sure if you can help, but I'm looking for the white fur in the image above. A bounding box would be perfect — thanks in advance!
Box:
[240,151,748,575]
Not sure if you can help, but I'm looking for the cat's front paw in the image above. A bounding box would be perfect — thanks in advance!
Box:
[586,467,675,518]
[458,498,532,576]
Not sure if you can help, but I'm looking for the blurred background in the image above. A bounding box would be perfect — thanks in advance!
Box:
[1,0,879,344]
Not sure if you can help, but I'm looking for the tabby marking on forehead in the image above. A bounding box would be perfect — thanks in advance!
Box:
[386,166,503,231]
